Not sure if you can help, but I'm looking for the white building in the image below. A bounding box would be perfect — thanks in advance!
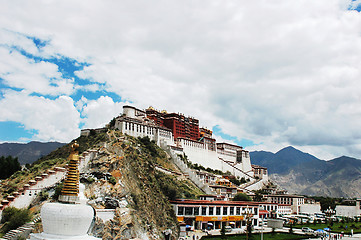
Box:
[335,200,361,217]
[114,105,174,146]
[265,194,305,214]
[299,203,321,216]
[171,199,261,231]
[88,105,268,191]
[277,204,292,216]
[174,138,255,180]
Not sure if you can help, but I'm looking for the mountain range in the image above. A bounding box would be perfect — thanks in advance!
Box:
[0,141,66,165]
[251,146,361,198]
[1,140,359,198]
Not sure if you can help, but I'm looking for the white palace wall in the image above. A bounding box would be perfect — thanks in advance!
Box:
[179,139,255,180]
[115,120,174,146]
[114,106,256,181]
[217,152,253,177]
[180,138,220,170]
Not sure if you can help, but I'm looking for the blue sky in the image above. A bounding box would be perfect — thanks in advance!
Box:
[1,0,361,159]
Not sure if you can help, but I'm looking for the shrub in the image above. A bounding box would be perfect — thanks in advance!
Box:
[233,193,251,201]
[39,190,49,201]
[0,207,32,234]
[138,136,159,158]
[52,182,64,200]
[108,176,116,185]
[84,176,95,183]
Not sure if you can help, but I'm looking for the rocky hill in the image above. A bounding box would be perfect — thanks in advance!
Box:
[251,147,361,198]
[0,130,203,239]
[0,141,65,165]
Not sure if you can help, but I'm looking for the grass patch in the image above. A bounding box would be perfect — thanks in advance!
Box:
[291,221,361,234]
[202,232,315,240]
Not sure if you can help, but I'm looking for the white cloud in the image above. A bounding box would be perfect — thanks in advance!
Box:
[0,90,80,142]
[79,96,124,129]
[1,0,361,159]
[0,34,75,96]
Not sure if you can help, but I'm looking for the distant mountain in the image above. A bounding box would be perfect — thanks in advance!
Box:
[0,141,66,165]
[251,146,322,174]
[251,147,361,198]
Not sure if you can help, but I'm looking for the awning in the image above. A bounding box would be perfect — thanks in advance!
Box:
[259,210,269,215]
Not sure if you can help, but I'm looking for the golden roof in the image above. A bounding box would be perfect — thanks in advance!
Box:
[59,142,80,203]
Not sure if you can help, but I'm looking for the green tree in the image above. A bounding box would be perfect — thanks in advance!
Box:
[0,156,21,179]
[229,177,242,186]
[253,190,264,202]
[233,193,251,201]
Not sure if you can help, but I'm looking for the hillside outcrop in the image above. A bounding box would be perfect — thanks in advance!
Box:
[0,130,203,239]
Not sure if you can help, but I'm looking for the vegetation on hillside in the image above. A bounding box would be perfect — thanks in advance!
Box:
[179,154,224,175]
[77,132,204,238]
[0,156,21,179]
[116,135,202,221]
[0,207,32,234]
[0,132,108,198]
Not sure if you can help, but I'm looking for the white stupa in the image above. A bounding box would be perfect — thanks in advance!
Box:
[30,142,101,240]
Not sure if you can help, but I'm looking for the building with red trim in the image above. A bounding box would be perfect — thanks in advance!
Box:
[265,194,305,214]
[171,199,260,230]
[170,199,282,231]
[145,107,200,141]
[109,105,268,184]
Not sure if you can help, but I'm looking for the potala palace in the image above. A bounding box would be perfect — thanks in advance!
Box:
[82,105,268,191]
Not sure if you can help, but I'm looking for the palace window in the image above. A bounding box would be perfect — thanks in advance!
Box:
[185,207,193,215]
[223,207,228,215]
[178,207,184,215]
[216,207,221,215]
[230,207,234,215]
[209,207,214,215]
[194,207,199,216]
[202,207,207,215]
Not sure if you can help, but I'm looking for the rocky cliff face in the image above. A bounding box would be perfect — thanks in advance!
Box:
[80,131,203,239]
[0,130,203,239]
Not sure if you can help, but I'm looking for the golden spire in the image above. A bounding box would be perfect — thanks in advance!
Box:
[58,141,80,204]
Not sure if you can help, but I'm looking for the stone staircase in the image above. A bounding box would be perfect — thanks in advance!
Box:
[0,216,41,240]
[240,177,268,192]
[161,145,215,195]
[218,157,254,179]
